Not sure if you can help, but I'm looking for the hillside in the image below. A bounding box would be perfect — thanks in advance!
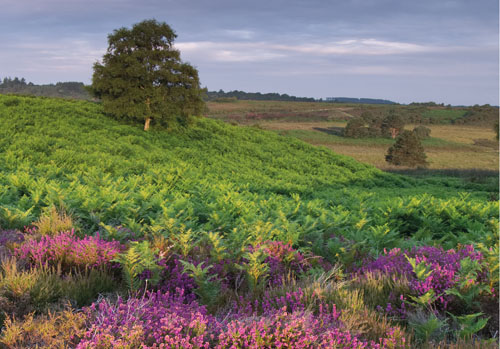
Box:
[0,94,496,241]
[0,95,498,347]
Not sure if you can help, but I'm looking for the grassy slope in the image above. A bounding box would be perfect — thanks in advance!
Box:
[0,95,497,250]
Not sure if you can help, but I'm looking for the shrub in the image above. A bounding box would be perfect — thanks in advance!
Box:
[413,125,431,139]
[33,206,73,236]
[0,308,86,348]
[385,130,428,167]
[343,118,368,138]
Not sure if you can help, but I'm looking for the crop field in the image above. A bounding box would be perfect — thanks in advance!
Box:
[0,95,498,347]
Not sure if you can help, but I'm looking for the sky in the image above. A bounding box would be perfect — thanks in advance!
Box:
[1,0,498,105]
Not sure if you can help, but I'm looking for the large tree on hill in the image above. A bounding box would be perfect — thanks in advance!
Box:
[91,19,205,131]
[385,130,428,167]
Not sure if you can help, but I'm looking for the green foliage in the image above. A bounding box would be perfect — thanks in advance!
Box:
[413,125,431,139]
[34,206,73,236]
[386,130,428,167]
[62,269,117,307]
[207,231,228,262]
[0,95,497,265]
[406,255,433,281]
[449,312,489,339]
[408,289,437,309]
[407,312,448,344]
[113,241,160,291]
[381,111,405,138]
[445,257,491,311]
[238,249,269,292]
[91,19,205,130]
[343,118,368,138]
[180,261,220,307]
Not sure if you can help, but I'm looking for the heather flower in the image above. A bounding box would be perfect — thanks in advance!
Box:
[79,289,403,348]
[248,241,311,287]
[358,245,487,314]
[15,230,123,271]
[0,230,25,260]
[78,289,215,348]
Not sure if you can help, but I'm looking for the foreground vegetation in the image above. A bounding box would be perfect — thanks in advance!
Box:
[0,95,498,347]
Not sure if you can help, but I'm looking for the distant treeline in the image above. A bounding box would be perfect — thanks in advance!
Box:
[206,90,398,104]
[325,97,396,104]
[0,77,91,100]
[205,89,317,102]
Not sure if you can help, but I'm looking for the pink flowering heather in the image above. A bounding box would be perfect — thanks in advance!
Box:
[218,306,405,348]
[78,289,405,348]
[358,245,486,312]
[78,289,215,349]
[15,230,123,271]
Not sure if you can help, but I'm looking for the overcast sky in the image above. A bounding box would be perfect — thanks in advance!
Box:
[1,0,498,105]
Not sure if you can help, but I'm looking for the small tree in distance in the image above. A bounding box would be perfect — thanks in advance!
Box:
[381,111,405,138]
[386,130,428,167]
[343,118,367,138]
[91,19,205,131]
[413,125,431,139]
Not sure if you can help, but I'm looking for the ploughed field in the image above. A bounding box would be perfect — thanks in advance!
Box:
[0,95,498,347]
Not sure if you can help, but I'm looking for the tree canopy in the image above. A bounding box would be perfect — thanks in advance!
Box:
[385,130,428,167]
[381,111,405,138]
[91,19,205,130]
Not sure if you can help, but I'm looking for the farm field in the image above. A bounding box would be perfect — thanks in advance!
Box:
[0,95,498,347]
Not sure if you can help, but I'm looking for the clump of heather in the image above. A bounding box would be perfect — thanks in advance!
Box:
[15,230,123,271]
[156,255,198,302]
[249,241,311,287]
[0,230,24,247]
[0,230,25,259]
[78,289,215,348]
[79,289,405,348]
[358,245,488,314]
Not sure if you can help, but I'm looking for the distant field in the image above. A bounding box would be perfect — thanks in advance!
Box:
[207,100,371,122]
[205,101,498,171]
[421,108,467,122]
[260,121,498,170]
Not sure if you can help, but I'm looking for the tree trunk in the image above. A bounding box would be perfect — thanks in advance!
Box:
[144,97,152,131]
[390,127,398,139]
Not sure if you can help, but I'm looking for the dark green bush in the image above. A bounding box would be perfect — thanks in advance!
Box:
[413,126,431,139]
[386,130,428,167]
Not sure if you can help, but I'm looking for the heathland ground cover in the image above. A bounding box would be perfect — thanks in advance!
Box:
[0,95,498,347]
[205,99,499,171]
